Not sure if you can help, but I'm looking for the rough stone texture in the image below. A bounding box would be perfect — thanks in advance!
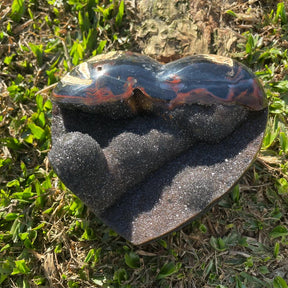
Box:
[102,109,267,244]
[134,0,210,61]
[49,103,267,244]
[133,0,238,61]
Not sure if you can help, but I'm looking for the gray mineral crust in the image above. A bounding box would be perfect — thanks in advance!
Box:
[49,104,267,244]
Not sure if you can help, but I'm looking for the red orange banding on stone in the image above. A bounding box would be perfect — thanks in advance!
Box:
[52,51,267,113]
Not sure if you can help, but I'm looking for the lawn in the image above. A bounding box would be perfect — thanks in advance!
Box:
[0,0,288,287]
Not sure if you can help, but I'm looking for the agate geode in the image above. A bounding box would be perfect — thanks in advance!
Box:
[49,52,268,244]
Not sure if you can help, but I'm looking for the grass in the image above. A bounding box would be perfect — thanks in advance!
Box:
[0,0,288,287]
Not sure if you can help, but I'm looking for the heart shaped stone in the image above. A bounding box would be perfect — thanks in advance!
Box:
[49,52,268,244]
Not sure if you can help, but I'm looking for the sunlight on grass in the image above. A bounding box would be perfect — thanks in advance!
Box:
[0,0,288,287]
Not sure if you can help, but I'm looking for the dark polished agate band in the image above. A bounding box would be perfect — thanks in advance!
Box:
[52,51,267,115]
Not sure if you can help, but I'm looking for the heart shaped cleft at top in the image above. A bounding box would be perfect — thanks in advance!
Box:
[49,51,268,245]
